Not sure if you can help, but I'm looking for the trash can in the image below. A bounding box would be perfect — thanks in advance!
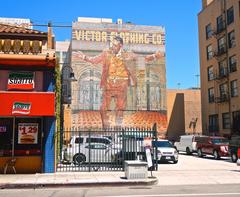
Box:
[124,160,148,179]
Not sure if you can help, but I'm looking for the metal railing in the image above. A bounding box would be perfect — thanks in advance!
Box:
[56,127,157,172]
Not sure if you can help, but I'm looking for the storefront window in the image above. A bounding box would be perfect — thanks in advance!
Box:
[0,117,42,156]
[14,118,42,156]
[0,118,13,156]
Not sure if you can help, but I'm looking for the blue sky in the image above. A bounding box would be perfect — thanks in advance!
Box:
[1,0,202,89]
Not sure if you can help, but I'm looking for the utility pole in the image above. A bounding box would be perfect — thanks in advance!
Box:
[177,82,181,89]
[195,74,200,88]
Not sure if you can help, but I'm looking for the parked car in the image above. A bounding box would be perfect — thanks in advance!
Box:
[174,135,205,155]
[63,135,120,165]
[237,148,240,166]
[196,136,229,159]
[153,140,178,164]
[64,142,120,165]
[228,135,240,162]
[68,135,112,147]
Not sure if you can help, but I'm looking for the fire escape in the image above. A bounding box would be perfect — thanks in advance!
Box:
[211,0,232,135]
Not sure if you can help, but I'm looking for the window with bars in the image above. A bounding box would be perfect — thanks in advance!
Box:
[227,6,234,25]
[207,66,214,80]
[229,55,237,73]
[208,87,215,103]
[219,83,228,98]
[218,36,226,53]
[222,113,230,129]
[209,114,219,132]
[206,44,213,60]
[206,23,212,39]
[230,80,238,97]
[217,15,225,33]
[218,60,228,78]
[228,31,236,48]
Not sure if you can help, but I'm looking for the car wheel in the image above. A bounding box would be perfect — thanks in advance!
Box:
[213,150,220,160]
[231,152,237,162]
[186,147,192,155]
[173,160,178,164]
[197,148,203,157]
[73,153,86,165]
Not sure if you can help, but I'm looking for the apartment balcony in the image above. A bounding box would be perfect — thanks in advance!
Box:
[214,46,227,58]
[215,93,229,103]
[213,22,226,37]
[215,67,229,80]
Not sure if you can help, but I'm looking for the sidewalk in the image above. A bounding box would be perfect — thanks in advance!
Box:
[0,171,158,189]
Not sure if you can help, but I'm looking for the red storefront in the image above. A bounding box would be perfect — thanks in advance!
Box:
[0,24,56,173]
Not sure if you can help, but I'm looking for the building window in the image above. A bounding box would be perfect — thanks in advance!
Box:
[208,66,214,80]
[228,31,236,48]
[208,87,215,103]
[217,15,225,33]
[218,60,228,78]
[0,118,13,156]
[218,36,226,54]
[233,111,240,120]
[206,23,212,39]
[231,80,238,97]
[222,113,230,129]
[227,6,234,25]
[232,110,240,132]
[229,55,237,72]
[219,83,228,100]
[206,44,213,60]
[209,114,219,133]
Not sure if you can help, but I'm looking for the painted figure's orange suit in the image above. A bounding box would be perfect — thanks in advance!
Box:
[73,36,164,127]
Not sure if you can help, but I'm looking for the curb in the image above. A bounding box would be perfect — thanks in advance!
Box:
[0,178,158,189]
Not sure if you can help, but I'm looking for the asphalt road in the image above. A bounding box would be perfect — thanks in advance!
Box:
[1,184,240,197]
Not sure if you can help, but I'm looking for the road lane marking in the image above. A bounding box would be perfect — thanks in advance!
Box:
[97,192,240,197]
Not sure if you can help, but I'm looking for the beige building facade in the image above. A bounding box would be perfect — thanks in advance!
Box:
[198,0,240,137]
[167,89,202,141]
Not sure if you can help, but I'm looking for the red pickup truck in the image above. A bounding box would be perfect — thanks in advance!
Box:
[196,136,229,159]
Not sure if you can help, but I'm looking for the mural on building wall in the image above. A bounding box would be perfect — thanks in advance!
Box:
[71,23,167,133]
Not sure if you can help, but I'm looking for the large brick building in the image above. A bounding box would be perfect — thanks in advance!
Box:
[198,0,240,137]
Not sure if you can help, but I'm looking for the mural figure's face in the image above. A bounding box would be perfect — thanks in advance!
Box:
[111,39,122,54]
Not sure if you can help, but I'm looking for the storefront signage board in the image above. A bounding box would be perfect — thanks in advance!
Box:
[8,72,34,90]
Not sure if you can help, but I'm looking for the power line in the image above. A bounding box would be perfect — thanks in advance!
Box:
[32,23,72,28]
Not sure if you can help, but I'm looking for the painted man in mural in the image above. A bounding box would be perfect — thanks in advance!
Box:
[73,36,164,127]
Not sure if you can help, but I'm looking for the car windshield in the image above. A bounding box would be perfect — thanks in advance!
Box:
[153,141,173,148]
[211,138,229,144]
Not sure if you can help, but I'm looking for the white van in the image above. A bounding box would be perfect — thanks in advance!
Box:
[174,135,204,154]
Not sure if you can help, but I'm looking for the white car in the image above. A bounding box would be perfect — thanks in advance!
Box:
[63,143,120,165]
[153,140,178,164]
